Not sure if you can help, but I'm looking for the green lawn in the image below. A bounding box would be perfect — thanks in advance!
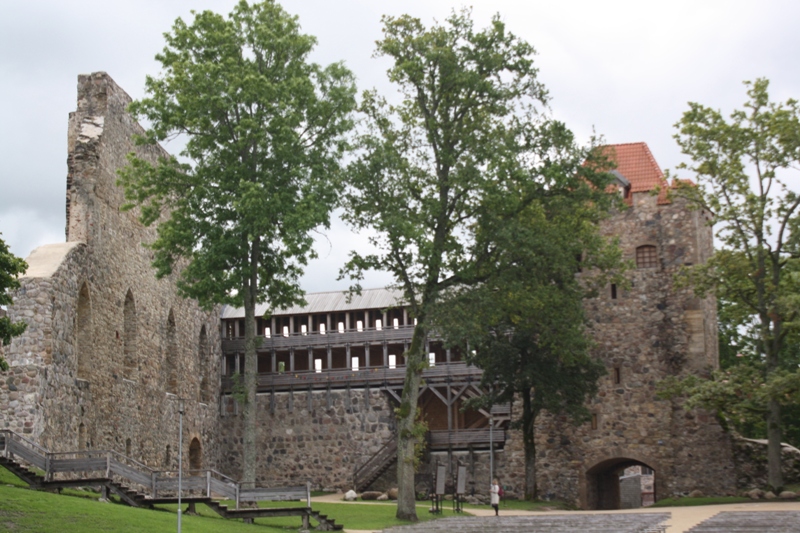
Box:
[0,468,461,531]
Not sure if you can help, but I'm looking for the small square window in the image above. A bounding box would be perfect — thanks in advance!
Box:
[636,245,658,268]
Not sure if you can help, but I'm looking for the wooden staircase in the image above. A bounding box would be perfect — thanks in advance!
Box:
[0,429,342,530]
[353,436,397,492]
[204,501,342,530]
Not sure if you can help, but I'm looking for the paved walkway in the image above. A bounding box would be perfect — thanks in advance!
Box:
[309,494,800,533]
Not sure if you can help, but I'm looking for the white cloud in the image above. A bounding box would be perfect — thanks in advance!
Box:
[2,0,799,292]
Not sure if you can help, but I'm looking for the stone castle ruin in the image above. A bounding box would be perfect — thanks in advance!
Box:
[1,72,775,509]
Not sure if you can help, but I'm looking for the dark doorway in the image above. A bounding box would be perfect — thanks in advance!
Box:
[585,457,656,510]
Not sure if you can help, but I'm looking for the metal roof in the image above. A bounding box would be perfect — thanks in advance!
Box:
[220,287,406,319]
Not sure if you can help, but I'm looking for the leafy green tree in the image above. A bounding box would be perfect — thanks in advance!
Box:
[342,9,615,518]
[432,176,622,500]
[671,78,800,490]
[0,234,28,371]
[118,0,356,487]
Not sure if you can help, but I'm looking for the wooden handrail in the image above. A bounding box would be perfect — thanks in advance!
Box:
[354,435,397,491]
[0,428,302,504]
[221,361,484,392]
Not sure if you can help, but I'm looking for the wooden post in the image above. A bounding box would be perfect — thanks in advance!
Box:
[346,344,351,369]
[106,452,111,479]
[327,346,332,371]
[206,470,211,498]
[383,342,388,367]
[152,472,158,499]
[306,481,311,508]
[290,348,295,372]
[45,452,52,481]
[235,483,240,510]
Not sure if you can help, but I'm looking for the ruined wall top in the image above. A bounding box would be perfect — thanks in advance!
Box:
[66,72,169,245]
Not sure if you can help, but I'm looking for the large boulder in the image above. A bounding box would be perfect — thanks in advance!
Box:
[746,489,764,500]
[361,491,383,500]
[779,491,797,499]
[387,487,399,500]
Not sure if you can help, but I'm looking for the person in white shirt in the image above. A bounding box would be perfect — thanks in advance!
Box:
[490,478,500,516]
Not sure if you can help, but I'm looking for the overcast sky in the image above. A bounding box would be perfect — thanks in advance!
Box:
[1,0,799,293]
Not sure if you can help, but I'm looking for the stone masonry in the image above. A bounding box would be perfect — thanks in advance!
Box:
[1,73,220,472]
[0,76,775,510]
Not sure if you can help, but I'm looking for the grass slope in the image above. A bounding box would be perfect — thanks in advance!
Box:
[0,469,458,532]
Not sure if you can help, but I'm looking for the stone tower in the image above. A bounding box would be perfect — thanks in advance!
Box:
[507,142,736,508]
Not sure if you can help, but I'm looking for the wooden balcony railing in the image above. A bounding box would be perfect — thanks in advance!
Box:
[220,361,484,392]
[222,324,425,353]
[428,428,506,450]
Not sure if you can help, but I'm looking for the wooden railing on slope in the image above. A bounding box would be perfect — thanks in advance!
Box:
[0,429,308,509]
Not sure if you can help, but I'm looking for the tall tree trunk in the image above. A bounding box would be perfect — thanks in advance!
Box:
[395,323,426,521]
[767,397,783,491]
[765,310,784,491]
[241,240,260,488]
[521,387,537,500]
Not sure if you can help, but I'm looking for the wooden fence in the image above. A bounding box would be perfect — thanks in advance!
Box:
[0,429,307,509]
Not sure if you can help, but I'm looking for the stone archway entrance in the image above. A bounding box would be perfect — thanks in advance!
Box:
[585,457,656,510]
[189,438,202,471]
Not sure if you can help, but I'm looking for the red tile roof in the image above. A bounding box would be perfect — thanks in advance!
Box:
[601,142,671,205]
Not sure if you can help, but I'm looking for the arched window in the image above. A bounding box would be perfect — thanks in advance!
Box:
[199,326,211,403]
[189,438,202,471]
[123,289,137,380]
[165,309,178,394]
[76,282,92,379]
[635,245,658,269]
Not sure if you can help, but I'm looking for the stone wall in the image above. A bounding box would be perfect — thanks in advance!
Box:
[216,188,738,507]
[733,437,800,489]
[487,191,736,507]
[1,72,221,473]
[218,388,395,490]
[0,72,747,508]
